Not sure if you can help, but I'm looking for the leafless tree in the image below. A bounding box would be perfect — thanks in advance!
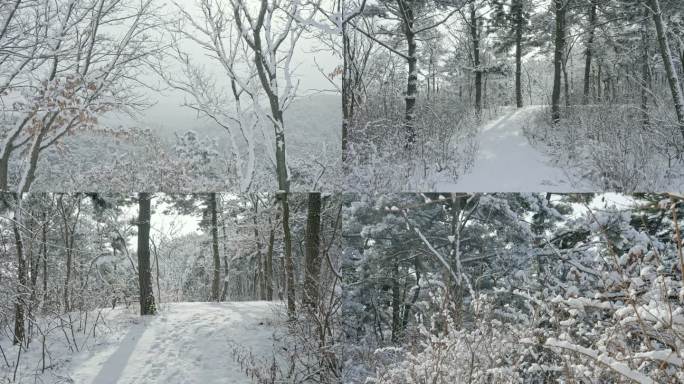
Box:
[0,0,161,193]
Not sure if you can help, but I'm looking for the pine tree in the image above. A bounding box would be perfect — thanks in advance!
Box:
[209,193,221,302]
[303,193,322,310]
[137,193,156,316]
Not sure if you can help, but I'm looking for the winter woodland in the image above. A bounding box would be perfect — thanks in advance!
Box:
[0,0,341,192]
[343,192,684,383]
[1,192,342,383]
[3,0,684,383]
[343,0,684,191]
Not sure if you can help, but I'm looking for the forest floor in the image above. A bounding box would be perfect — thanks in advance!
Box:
[435,105,589,192]
[1,301,283,384]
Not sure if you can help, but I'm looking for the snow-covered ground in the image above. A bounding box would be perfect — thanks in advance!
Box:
[436,106,589,192]
[1,301,284,384]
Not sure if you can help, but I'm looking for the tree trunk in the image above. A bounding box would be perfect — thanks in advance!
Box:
[471,5,482,116]
[280,193,296,317]
[58,195,80,312]
[303,193,322,310]
[582,0,597,105]
[401,260,420,331]
[137,193,156,316]
[27,215,39,342]
[209,193,221,301]
[514,0,524,108]
[0,148,11,191]
[390,260,401,343]
[60,202,72,312]
[403,0,418,146]
[552,0,566,123]
[649,0,684,140]
[220,218,230,301]
[562,58,570,107]
[41,211,48,307]
[265,214,275,301]
[13,200,26,345]
[251,196,266,300]
[342,17,350,160]
[597,61,602,101]
[0,114,33,191]
[242,11,296,314]
[640,5,651,128]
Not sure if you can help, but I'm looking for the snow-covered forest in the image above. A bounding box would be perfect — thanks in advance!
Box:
[0,0,341,192]
[342,192,684,383]
[343,0,684,191]
[0,192,342,383]
[5,0,684,382]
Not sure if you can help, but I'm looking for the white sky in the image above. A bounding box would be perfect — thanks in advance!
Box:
[122,196,201,252]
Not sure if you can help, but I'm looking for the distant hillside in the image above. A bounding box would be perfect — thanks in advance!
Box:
[24,93,341,191]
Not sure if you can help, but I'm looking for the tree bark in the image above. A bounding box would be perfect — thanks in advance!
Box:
[265,214,275,301]
[303,193,322,309]
[0,114,33,191]
[59,196,72,312]
[12,199,26,345]
[582,0,597,105]
[514,0,524,108]
[137,193,156,316]
[471,5,482,116]
[390,260,401,342]
[41,210,48,307]
[209,193,221,302]
[562,58,570,107]
[552,0,566,123]
[251,196,266,300]
[221,219,230,301]
[402,0,418,146]
[280,193,296,317]
[59,195,81,312]
[649,0,684,140]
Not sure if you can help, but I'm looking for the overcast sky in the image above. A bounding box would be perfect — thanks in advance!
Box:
[135,0,340,136]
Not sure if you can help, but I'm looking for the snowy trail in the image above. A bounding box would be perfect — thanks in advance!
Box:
[70,302,282,384]
[436,105,583,192]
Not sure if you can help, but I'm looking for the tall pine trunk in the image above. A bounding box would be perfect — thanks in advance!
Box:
[471,5,482,116]
[649,0,684,140]
[551,0,566,123]
[209,193,221,301]
[402,0,418,146]
[303,193,322,309]
[13,199,26,345]
[514,0,523,108]
[582,0,597,105]
[137,193,156,316]
[280,193,296,317]
[265,214,275,301]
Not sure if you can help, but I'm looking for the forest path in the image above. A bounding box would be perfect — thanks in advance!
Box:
[70,301,282,384]
[436,105,583,192]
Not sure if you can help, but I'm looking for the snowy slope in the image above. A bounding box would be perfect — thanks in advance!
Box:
[2,301,284,384]
[436,106,589,192]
